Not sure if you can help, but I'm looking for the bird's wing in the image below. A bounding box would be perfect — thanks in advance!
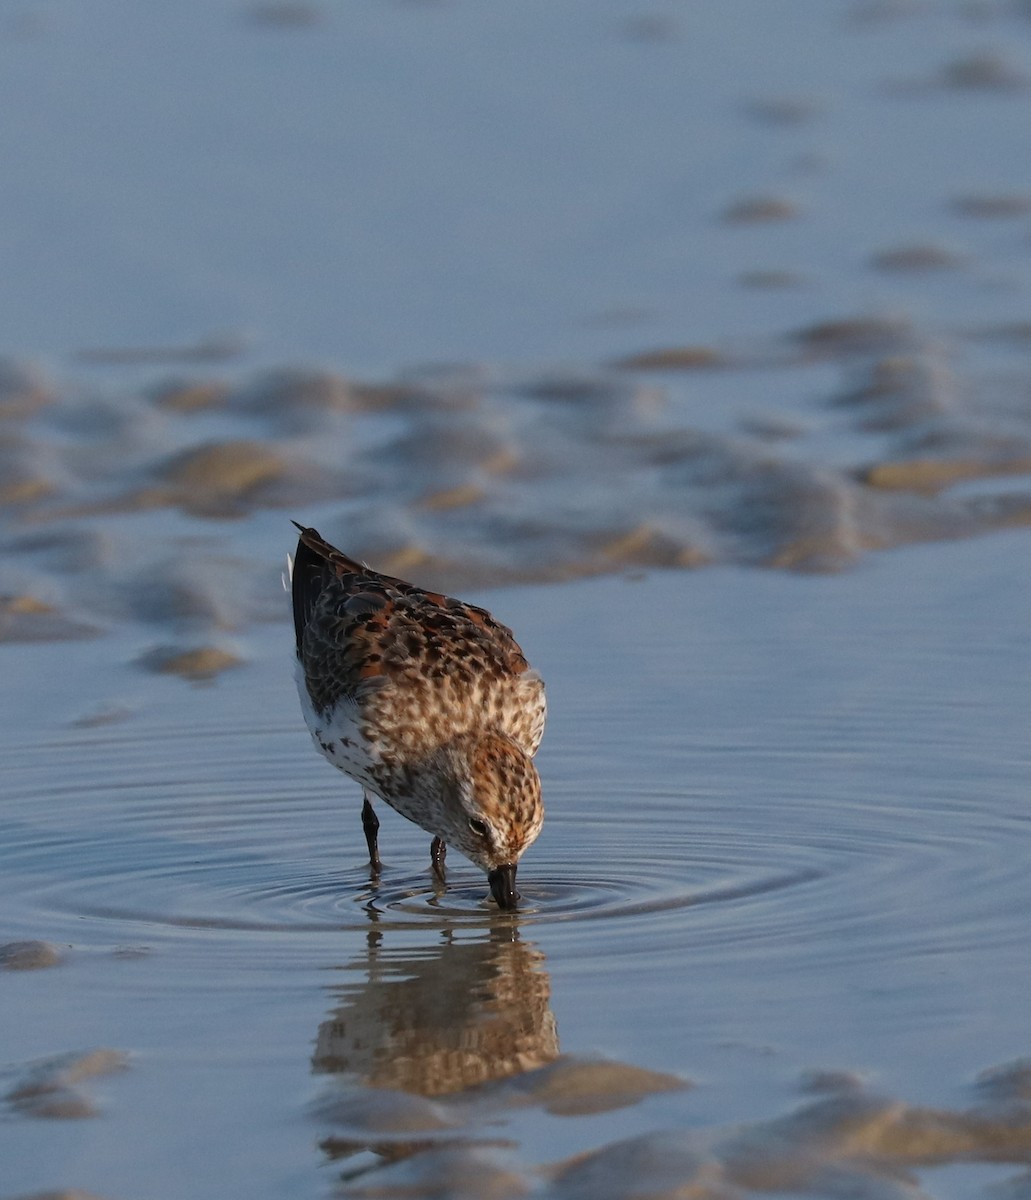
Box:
[291,524,534,718]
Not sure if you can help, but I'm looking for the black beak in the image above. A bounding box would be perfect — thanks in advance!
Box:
[488,863,519,910]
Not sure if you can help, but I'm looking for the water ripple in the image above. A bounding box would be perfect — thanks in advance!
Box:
[1,705,1029,979]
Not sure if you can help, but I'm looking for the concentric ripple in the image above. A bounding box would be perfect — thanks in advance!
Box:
[0,714,833,957]
[3,593,1031,985]
[4,792,824,939]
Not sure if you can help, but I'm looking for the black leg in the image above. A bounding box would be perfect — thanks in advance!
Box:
[361,796,381,872]
[430,836,447,876]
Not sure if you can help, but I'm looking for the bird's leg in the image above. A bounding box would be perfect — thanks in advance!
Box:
[430,836,447,877]
[361,794,381,873]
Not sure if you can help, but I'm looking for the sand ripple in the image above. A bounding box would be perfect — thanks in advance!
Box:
[3,316,1031,669]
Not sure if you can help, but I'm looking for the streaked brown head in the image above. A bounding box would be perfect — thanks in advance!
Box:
[426,731,543,909]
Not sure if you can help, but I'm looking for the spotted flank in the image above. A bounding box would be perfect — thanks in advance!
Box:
[290,523,546,909]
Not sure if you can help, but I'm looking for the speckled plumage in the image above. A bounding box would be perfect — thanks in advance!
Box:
[290,524,545,907]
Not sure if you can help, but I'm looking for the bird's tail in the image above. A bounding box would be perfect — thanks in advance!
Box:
[291,521,365,573]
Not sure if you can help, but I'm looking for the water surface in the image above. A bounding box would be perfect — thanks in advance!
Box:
[3,535,1031,1197]
[4,2,1031,1196]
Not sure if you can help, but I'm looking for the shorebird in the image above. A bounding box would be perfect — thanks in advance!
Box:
[290,524,546,909]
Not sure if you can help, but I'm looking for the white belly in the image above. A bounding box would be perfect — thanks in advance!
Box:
[293,658,380,788]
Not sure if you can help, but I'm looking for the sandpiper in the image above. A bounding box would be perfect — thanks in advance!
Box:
[290,524,546,909]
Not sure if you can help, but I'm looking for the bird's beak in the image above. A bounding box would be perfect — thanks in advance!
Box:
[488,863,518,910]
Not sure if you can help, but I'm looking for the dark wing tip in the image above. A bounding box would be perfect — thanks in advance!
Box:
[290,523,372,655]
[290,523,334,655]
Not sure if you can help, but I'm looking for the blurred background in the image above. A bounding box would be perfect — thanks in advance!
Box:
[5,0,1031,661]
[4,0,1031,656]
[4,0,1031,366]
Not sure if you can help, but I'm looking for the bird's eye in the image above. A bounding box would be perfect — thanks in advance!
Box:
[468,818,489,839]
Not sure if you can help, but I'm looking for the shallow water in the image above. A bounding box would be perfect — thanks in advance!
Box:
[5,1,1031,1196]
[3,534,1031,1198]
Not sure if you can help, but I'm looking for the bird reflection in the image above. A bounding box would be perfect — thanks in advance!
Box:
[313,920,558,1096]
[312,918,559,1177]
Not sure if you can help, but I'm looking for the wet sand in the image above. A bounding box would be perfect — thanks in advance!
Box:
[5,310,1031,678]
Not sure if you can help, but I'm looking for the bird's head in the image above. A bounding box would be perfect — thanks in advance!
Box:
[430,731,543,910]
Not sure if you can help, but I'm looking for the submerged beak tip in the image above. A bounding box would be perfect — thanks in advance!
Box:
[488,863,519,910]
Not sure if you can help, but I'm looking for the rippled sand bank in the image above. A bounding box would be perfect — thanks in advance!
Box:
[5,309,1031,681]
